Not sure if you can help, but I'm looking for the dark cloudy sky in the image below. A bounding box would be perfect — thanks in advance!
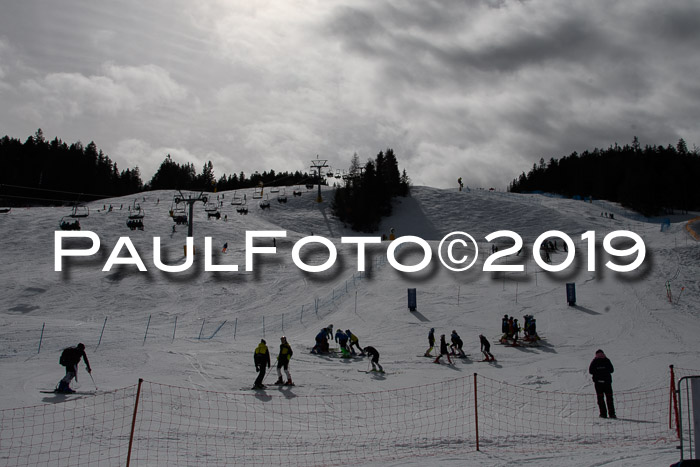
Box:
[1,0,699,189]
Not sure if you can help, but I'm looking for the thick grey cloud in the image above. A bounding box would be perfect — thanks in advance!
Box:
[1,0,699,190]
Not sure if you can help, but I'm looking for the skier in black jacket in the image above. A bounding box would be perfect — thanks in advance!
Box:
[253,340,271,389]
[56,343,91,393]
[363,346,384,373]
[434,335,453,364]
[589,349,616,418]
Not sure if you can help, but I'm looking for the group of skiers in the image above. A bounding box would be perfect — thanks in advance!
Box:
[424,328,495,363]
[249,325,386,390]
[53,337,616,419]
[309,324,383,373]
[253,336,294,389]
[311,324,365,358]
[500,314,540,345]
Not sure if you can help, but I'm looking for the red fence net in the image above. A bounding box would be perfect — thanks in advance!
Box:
[0,372,683,466]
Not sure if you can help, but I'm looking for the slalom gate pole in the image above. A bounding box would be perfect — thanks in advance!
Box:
[198,319,205,340]
[143,315,151,346]
[38,322,45,354]
[97,317,107,348]
[676,287,685,304]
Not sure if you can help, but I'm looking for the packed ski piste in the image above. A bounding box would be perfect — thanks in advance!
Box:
[0,184,698,466]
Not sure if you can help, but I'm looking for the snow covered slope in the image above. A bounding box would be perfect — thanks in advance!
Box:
[0,185,698,466]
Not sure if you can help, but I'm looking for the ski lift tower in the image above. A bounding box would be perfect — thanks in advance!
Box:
[310,157,329,203]
[174,191,209,237]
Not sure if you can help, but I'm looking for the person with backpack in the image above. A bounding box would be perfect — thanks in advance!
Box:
[253,339,271,389]
[273,336,294,386]
[56,343,91,393]
[589,349,616,418]
[424,328,436,357]
[434,335,453,364]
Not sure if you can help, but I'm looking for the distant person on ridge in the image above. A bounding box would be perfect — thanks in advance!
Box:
[56,343,91,393]
[253,339,270,389]
[589,349,616,418]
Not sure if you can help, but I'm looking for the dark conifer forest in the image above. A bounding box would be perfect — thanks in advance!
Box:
[331,149,410,232]
[0,130,143,205]
[508,138,700,216]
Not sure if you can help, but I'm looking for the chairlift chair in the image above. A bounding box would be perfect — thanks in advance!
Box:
[326,167,334,178]
[277,188,288,204]
[253,186,264,199]
[59,216,81,231]
[128,207,145,220]
[293,186,303,197]
[126,218,144,231]
[70,205,89,218]
[270,186,280,193]
[230,191,243,205]
[205,202,220,219]
[236,203,249,215]
[260,194,271,210]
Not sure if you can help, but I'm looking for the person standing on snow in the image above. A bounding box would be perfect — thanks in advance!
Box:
[424,328,436,357]
[450,330,466,357]
[346,329,364,355]
[479,334,495,362]
[434,335,453,364]
[589,349,616,418]
[363,346,384,372]
[274,336,294,386]
[253,339,271,389]
[56,343,92,393]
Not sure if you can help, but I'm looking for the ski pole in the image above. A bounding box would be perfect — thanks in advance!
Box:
[89,372,98,390]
